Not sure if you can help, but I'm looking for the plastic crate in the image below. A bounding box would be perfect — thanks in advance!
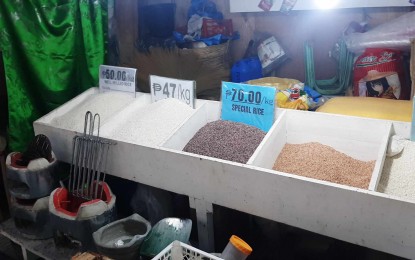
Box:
[152,241,224,260]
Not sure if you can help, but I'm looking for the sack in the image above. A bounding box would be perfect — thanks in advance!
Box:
[353,48,408,100]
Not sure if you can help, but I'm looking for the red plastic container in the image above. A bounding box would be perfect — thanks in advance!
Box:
[201,18,233,38]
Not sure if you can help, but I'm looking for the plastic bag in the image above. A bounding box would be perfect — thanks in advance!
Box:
[344,11,415,54]
[129,183,173,225]
[353,48,408,100]
[257,36,288,75]
[304,86,327,110]
[188,0,223,20]
[247,76,301,91]
[276,91,309,110]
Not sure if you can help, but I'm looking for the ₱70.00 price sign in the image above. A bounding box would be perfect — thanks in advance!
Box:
[150,75,195,108]
[221,81,276,132]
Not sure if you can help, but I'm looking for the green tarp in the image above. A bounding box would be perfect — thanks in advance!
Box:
[0,0,107,151]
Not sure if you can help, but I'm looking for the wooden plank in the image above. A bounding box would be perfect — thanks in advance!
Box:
[230,0,414,13]
[194,198,215,252]
[368,123,391,191]
[248,110,287,168]
[104,139,415,258]
[109,143,415,258]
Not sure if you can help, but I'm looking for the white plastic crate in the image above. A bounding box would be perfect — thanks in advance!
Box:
[152,241,224,260]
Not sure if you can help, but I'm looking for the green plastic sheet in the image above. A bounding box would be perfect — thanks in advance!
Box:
[0,0,107,151]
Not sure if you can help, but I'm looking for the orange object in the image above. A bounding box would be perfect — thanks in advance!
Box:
[229,235,253,256]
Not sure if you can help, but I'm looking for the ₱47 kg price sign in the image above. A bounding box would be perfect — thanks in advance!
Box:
[150,75,196,108]
[221,81,276,132]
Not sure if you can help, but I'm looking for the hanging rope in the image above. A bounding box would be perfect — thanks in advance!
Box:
[304,39,354,95]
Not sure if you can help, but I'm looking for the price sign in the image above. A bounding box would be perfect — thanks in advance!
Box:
[221,81,276,132]
[150,75,196,108]
[99,65,137,96]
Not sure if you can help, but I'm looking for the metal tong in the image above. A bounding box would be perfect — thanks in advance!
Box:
[68,111,113,200]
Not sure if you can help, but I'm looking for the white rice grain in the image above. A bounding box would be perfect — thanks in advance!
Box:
[51,92,134,132]
[107,98,195,146]
[378,140,415,201]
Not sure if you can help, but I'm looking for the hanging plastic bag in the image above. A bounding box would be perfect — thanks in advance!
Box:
[344,11,415,54]
[258,0,274,11]
[280,0,297,13]
[257,36,288,75]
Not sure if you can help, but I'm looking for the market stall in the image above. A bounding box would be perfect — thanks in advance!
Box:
[33,88,415,259]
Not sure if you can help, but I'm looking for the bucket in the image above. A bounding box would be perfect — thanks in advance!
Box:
[49,183,117,250]
[10,196,53,239]
[6,152,59,199]
[93,213,151,260]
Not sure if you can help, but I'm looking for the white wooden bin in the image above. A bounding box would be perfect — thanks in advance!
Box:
[33,88,150,162]
[33,88,415,259]
[99,97,207,147]
[248,109,392,191]
[162,100,283,154]
[162,100,221,151]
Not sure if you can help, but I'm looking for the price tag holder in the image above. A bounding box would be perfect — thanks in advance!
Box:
[221,81,276,132]
[150,75,196,108]
[99,65,137,96]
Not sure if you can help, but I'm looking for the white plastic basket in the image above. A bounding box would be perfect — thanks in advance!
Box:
[152,241,224,260]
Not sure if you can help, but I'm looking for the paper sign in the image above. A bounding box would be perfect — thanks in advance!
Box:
[99,65,137,96]
[221,82,276,132]
[150,75,196,108]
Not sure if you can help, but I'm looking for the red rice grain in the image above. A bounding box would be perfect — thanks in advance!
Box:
[273,142,375,189]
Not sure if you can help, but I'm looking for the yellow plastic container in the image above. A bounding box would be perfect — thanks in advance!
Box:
[317,97,412,122]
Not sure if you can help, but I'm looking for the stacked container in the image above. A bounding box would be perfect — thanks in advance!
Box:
[5,135,59,239]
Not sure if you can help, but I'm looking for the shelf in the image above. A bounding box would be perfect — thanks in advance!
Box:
[0,218,77,260]
[230,0,414,13]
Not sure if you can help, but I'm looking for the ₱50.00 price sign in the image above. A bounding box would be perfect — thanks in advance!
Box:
[99,65,137,96]
[221,81,276,132]
[150,75,195,108]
